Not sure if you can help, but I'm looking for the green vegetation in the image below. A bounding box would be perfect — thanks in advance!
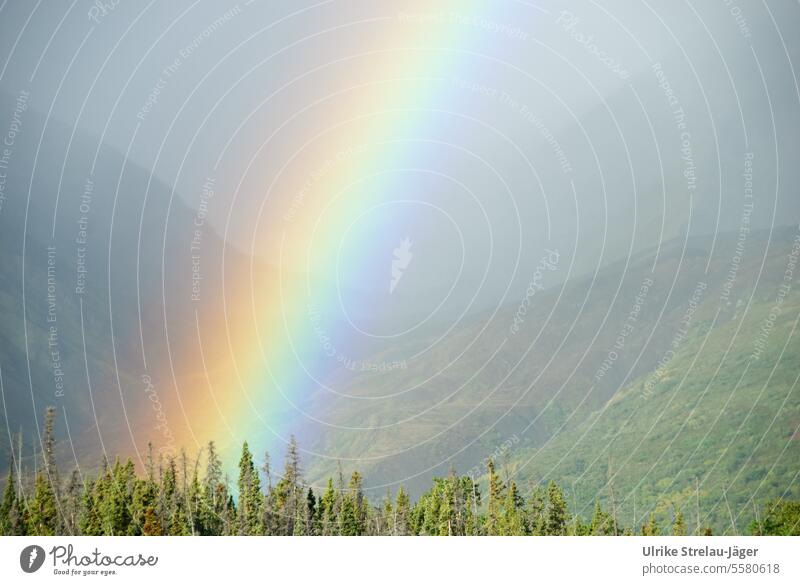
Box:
[301,230,800,527]
[1,407,797,536]
[507,288,800,535]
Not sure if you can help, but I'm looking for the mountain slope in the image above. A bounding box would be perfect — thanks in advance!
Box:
[297,226,800,509]
[508,277,800,534]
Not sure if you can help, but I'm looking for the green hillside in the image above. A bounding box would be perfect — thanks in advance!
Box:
[300,228,800,508]
[508,285,800,534]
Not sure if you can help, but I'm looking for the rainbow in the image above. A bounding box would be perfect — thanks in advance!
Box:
[158,2,514,463]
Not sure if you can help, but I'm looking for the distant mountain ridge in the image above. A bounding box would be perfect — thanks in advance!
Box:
[298,225,800,527]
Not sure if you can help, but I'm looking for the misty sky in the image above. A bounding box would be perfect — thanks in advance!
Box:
[1,0,797,306]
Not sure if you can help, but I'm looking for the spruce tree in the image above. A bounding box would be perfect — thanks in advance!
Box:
[131,478,155,535]
[378,491,393,536]
[261,450,279,535]
[319,477,338,535]
[0,457,26,536]
[186,457,202,535]
[503,481,526,535]
[28,407,60,535]
[79,479,102,536]
[0,464,17,535]
[340,471,368,535]
[29,471,58,535]
[160,456,177,526]
[236,442,263,535]
[200,442,224,535]
[109,459,134,535]
[437,479,454,536]
[304,487,317,535]
[222,491,237,536]
[526,484,546,535]
[132,447,159,535]
[274,436,302,535]
[168,496,191,535]
[672,508,686,536]
[42,407,60,500]
[642,511,660,536]
[485,459,505,535]
[545,481,568,535]
[591,500,615,535]
[62,469,83,535]
[462,478,480,536]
